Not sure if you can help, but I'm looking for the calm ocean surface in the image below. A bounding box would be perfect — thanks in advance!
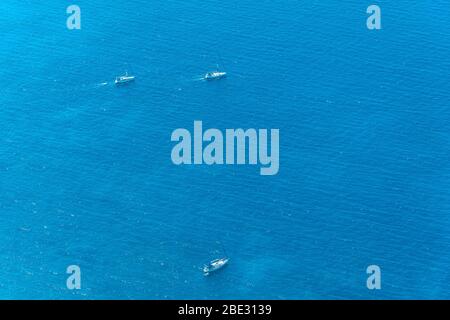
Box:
[1,0,450,299]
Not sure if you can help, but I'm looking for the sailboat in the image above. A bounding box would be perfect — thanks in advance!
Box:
[203,242,230,276]
[204,64,227,81]
[115,71,135,85]
[203,257,229,276]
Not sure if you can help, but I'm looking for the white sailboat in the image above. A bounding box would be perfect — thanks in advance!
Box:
[115,71,135,85]
[203,242,230,276]
[203,257,229,276]
[204,64,227,81]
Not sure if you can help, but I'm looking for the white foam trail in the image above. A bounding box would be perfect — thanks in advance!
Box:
[193,76,206,82]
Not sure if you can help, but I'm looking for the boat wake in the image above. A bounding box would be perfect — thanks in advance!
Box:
[193,76,207,82]
[95,82,109,87]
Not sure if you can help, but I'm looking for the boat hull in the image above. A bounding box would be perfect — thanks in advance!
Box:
[115,79,135,85]
[205,73,227,81]
[203,258,229,276]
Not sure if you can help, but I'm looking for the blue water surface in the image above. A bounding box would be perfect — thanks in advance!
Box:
[0,0,450,299]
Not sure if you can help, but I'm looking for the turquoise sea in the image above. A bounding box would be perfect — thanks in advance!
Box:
[1,0,450,299]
